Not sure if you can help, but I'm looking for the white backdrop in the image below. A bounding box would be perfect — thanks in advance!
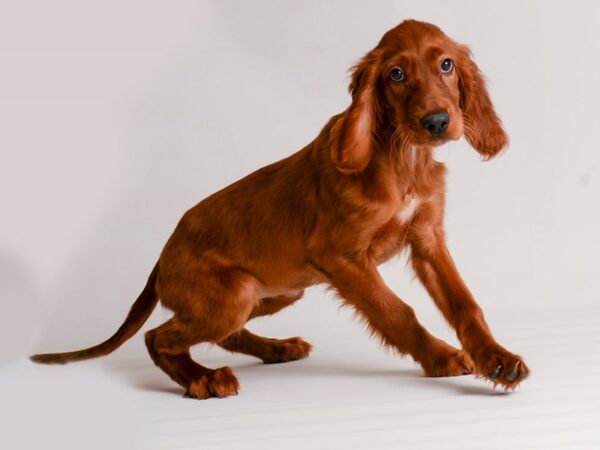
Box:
[1,0,599,364]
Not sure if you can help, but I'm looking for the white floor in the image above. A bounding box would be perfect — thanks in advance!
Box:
[3,300,600,450]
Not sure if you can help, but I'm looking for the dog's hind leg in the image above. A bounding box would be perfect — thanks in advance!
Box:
[218,291,312,363]
[145,319,236,398]
[247,291,304,319]
[219,328,312,364]
[146,259,259,399]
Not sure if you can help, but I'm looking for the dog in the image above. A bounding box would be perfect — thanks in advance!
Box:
[31,20,529,399]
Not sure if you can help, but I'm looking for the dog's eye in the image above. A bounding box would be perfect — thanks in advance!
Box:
[389,67,405,82]
[440,58,454,73]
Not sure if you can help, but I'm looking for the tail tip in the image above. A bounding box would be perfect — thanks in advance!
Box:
[30,353,68,365]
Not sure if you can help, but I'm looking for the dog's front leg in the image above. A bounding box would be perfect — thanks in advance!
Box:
[409,224,529,389]
[313,257,474,377]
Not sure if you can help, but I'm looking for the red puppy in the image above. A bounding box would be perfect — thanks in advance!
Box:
[32,20,529,399]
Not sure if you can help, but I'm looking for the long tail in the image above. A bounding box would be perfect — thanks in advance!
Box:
[30,262,160,364]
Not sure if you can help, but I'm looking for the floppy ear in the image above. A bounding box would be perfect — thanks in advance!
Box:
[457,46,508,159]
[329,49,382,174]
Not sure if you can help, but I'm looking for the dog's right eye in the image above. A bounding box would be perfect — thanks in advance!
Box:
[389,67,405,82]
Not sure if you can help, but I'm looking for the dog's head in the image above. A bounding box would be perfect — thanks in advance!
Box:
[330,20,508,175]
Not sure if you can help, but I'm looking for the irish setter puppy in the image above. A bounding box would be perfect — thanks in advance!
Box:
[32,20,529,399]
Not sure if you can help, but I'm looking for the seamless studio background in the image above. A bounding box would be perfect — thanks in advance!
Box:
[1,1,599,449]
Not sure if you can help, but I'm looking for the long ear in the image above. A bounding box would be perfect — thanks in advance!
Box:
[329,49,382,174]
[457,46,508,159]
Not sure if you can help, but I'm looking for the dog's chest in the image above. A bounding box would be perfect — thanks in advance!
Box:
[396,195,420,223]
[366,194,421,263]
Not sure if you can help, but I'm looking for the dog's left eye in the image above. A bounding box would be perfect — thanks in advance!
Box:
[440,58,454,73]
[389,67,405,82]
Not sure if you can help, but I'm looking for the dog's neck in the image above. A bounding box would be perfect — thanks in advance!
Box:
[384,136,437,178]
[377,125,438,177]
[354,137,443,205]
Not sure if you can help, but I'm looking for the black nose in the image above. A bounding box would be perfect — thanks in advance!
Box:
[421,111,450,137]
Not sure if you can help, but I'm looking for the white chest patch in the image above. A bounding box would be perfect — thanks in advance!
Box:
[397,196,420,223]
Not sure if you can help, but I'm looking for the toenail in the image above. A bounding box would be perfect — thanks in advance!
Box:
[490,365,502,379]
[506,368,519,381]
[506,361,520,381]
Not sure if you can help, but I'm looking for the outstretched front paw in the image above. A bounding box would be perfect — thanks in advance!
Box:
[471,343,530,390]
[422,341,475,377]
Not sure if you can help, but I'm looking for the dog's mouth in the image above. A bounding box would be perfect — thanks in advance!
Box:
[393,118,463,149]
[427,135,451,146]
[415,126,463,147]
[408,132,455,148]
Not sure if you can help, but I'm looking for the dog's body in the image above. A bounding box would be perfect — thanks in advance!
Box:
[32,20,529,399]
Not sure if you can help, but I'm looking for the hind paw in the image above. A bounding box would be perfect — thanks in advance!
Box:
[261,337,312,364]
[186,366,240,400]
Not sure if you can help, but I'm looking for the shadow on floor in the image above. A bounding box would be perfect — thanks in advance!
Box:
[103,355,505,399]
